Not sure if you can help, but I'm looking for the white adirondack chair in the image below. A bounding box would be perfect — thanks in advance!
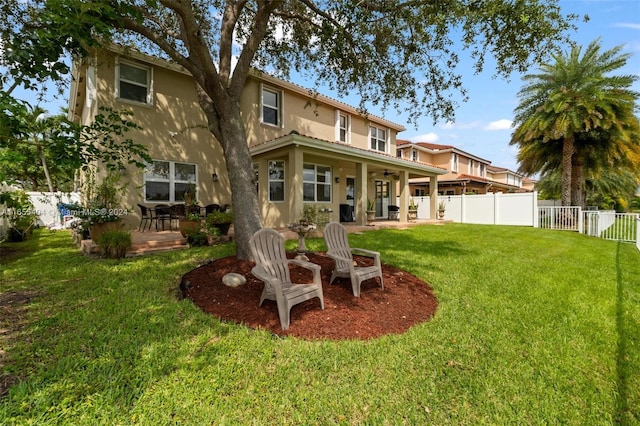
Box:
[323,222,384,297]
[249,228,324,330]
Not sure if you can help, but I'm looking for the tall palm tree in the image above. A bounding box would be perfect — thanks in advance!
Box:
[511,39,638,206]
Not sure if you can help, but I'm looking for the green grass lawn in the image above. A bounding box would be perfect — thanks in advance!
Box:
[1,224,639,425]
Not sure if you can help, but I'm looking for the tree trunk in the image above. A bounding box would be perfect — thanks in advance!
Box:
[37,142,54,193]
[561,136,574,206]
[571,154,584,208]
[197,93,262,260]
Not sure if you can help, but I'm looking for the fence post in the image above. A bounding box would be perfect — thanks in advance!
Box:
[493,192,499,225]
[533,192,539,228]
[460,193,466,223]
[578,207,584,234]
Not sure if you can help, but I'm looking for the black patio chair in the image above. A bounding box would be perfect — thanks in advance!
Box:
[137,204,156,231]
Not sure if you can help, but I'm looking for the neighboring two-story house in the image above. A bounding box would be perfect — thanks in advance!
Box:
[396,140,530,196]
[68,45,447,229]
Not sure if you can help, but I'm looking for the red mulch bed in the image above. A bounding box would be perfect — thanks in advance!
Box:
[181,252,438,340]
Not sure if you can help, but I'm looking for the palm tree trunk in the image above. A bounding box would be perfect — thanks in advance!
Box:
[571,154,584,208]
[561,136,574,206]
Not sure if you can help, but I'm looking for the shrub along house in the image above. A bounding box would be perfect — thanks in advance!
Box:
[68,45,446,229]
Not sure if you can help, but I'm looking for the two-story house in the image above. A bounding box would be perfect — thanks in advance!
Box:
[396,140,530,195]
[68,45,447,229]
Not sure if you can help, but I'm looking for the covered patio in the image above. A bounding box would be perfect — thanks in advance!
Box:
[251,133,447,229]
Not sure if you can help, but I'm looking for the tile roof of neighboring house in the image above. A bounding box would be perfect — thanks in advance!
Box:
[396,139,455,150]
[251,132,447,174]
[396,139,491,163]
[486,165,529,178]
[454,173,492,183]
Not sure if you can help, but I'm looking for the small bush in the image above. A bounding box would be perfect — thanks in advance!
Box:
[185,229,209,247]
[205,210,233,225]
[96,229,132,258]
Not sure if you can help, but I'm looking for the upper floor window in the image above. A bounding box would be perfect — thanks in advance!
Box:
[370,126,387,153]
[479,163,486,178]
[261,86,282,127]
[507,174,522,187]
[411,150,418,161]
[268,160,285,202]
[144,160,196,202]
[396,149,403,158]
[303,163,332,202]
[337,112,350,143]
[469,159,475,174]
[117,61,152,104]
[451,153,459,172]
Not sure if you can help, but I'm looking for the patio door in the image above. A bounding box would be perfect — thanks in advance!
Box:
[375,180,390,218]
[345,177,355,220]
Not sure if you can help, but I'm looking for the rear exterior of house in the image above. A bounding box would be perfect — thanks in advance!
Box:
[68,46,446,229]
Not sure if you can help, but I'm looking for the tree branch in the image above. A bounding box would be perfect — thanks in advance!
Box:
[219,0,248,84]
[230,1,282,97]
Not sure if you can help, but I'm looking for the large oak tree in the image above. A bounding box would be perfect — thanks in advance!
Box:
[5,0,578,259]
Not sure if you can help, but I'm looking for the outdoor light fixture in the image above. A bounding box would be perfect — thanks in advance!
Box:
[335,177,340,183]
[212,172,219,182]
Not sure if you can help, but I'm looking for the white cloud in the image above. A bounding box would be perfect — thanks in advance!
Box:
[410,133,439,143]
[614,23,640,30]
[484,119,513,131]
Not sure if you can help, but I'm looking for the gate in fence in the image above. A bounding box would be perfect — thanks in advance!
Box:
[538,206,639,244]
[584,210,639,243]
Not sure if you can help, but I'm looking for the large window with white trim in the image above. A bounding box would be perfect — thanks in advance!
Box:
[117,61,152,104]
[370,126,387,153]
[261,86,282,127]
[303,163,332,202]
[268,160,285,202]
[144,160,196,202]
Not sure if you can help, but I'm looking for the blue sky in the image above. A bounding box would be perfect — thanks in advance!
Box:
[13,0,640,174]
[402,0,640,172]
[312,0,640,172]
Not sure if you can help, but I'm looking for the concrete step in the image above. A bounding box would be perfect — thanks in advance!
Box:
[130,237,187,251]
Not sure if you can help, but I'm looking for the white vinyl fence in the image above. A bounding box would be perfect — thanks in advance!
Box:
[399,192,538,226]
[538,206,583,232]
[27,192,82,228]
[538,205,640,247]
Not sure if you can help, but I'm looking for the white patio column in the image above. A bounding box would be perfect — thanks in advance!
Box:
[288,146,304,226]
[355,162,367,226]
[398,170,409,223]
[429,175,438,220]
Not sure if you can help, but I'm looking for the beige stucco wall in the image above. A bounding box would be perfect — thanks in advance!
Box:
[241,77,397,153]
[93,50,231,229]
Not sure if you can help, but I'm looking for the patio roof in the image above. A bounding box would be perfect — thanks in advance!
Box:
[250,133,447,178]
